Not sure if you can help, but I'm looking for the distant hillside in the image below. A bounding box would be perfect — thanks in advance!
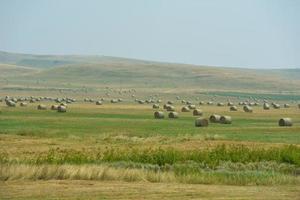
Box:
[0,51,85,68]
[0,51,299,95]
[0,64,40,78]
[0,51,156,69]
[271,69,300,80]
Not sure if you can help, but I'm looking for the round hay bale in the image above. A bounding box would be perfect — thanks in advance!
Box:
[138,100,145,104]
[243,105,253,113]
[166,105,175,111]
[207,101,213,105]
[217,102,224,106]
[193,109,203,116]
[230,106,238,111]
[209,114,221,123]
[152,104,159,109]
[187,101,193,105]
[51,105,59,110]
[227,102,234,106]
[168,112,179,119]
[263,103,270,110]
[163,104,169,109]
[278,118,292,126]
[181,100,186,104]
[220,115,232,124]
[154,111,164,119]
[167,101,173,105]
[37,104,47,110]
[284,104,290,108]
[57,105,67,113]
[20,102,27,107]
[195,117,209,127]
[273,104,280,109]
[249,102,255,106]
[5,100,16,107]
[111,99,118,103]
[188,104,196,110]
[181,106,190,112]
[199,101,204,105]
[96,101,102,105]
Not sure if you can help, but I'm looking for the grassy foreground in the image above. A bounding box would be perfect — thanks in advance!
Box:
[1,102,300,199]
[1,180,300,200]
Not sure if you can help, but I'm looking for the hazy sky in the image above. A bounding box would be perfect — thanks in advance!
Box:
[1,0,299,68]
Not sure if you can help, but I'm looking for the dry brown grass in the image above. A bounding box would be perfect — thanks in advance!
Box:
[0,133,291,160]
[1,180,300,200]
[0,164,175,183]
[1,163,299,186]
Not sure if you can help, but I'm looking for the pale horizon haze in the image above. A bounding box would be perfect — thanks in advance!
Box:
[0,0,299,69]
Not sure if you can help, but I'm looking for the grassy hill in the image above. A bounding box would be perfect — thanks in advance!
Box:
[0,51,299,96]
[0,63,40,78]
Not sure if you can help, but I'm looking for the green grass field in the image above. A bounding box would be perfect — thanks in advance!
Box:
[1,100,300,199]
[1,102,299,142]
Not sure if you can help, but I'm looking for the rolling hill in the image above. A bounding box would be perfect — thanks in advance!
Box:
[0,51,299,96]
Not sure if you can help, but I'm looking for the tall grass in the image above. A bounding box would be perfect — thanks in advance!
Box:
[1,144,299,185]
[1,163,299,185]
[4,144,297,167]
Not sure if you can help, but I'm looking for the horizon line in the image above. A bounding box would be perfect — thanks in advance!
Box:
[0,50,299,70]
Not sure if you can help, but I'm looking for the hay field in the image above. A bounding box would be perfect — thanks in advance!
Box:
[1,100,300,199]
[1,51,300,199]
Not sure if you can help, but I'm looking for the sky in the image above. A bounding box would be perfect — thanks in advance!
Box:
[0,0,299,68]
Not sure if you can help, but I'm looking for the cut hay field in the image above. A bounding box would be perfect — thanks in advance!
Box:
[2,180,300,200]
[1,101,300,199]
[0,102,300,143]
[1,51,300,199]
